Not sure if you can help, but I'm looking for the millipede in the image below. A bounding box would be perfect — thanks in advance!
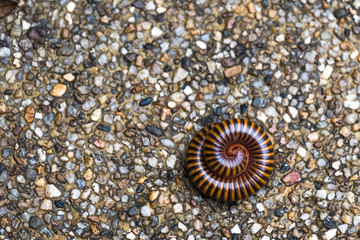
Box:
[186,118,274,201]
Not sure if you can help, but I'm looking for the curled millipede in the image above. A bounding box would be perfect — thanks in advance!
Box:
[186,118,274,201]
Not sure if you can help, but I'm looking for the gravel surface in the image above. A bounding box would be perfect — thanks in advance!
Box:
[0,0,360,239]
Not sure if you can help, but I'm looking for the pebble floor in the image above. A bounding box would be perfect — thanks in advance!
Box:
[0,0,360,239]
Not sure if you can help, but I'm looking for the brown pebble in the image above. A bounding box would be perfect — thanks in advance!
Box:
[281,172,302,186]
[50,84,67,97]
[0,102,9,113]
[25,106,35,123]
[352,123,360,132]
[340,126,351,137]
[221,228,231,238]
[88,216,100,223]
[224,65,242,78]
[94,139,105,148]
[60,29,69,39]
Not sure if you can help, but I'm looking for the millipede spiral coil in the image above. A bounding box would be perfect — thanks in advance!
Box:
[186,119,274,201]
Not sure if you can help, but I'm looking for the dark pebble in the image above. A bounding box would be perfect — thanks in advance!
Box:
[136,184,145,193]
[334,8,347,19]
[128,206,139,217]
[323,217,337,229]
[132,0,144,9]
[4,89,13,95]
[29,216,43,229]
[57,44,74,56]
[222,58,236,68]
[261,0,269,8]
[200,113,215,126]
[139,97,152,106]
[145,126,163,137]
[164,65,173,72]
[239,103,248,115]
[54,200,65,208]
[97,124,111,132]
[252,97,267,108]
[150,215,159,228]
[0,163,3,173]
[215,107,221,116]
[181,57,190,70]
[2,148,14,158]
[264,75,272,84]
[173,116,185,125]
[154,13,165,22]
[353,25,360,35]
[280,162,291,173]
[275,208,284,217]
[25,169,38,180]
[144,43,153,50]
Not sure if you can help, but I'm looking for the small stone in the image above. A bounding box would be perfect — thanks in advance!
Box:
[288,106,298,118]
[315,190,327,199]
[340,126,351,137]
[151,27,163,38]
[141,205,152,217]
[334,8,347,19]
[173,203,183,213]
[344,113,358,124]
[323,228,337,240]
[40,199,52,210]
[0,102,8,113]
[231,224,241,234]
[320,65,333,80]
[139,97,152,106]
[224,65,242,78]
[63,73,75,82]
[196,40,207,49]
[344,100,360,109]
[307,132,319,143]
[251,223,262,234]
[169,92,186,103]
[173,68,189,83]
[91,109,102,121]
[146,126,163,137]
[166,155,177,169]
[45,184,62,198]
[149,190,160,201]
[25,106,35,123]
[247,2,256,13]
[29,216,43,230]
[252,97,267,108]
[57,44,74,56]
[194,219,203,231]
[66,1,76,12]
[50,84,67,97]
[94,139,105,148]
[296,147,307,158]
[281,172,301,186]
[178,222,188,232]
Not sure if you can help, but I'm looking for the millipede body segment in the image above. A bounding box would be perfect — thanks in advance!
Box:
[186,119,274,201]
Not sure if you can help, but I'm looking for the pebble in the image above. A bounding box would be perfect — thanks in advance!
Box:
[281,172,302,186]
[323,228,337,240]
[224,65,242,78]
[141,205,152,217]
[251,223,262,234]
[173,68,189,83]
[29,216,43,230]
[50,84,67,97]
[139,97,153,106]
[45,184,62,198]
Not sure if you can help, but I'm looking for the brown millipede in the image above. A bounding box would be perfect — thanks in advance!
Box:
[186,118,274,201]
